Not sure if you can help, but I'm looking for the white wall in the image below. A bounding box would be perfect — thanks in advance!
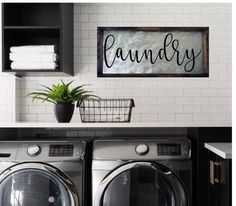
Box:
[0,3,232,125]
[0,74,18,122]
[0,3,18,122]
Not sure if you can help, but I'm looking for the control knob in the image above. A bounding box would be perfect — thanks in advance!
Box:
[27,144,41,157]
[135,144,149,156]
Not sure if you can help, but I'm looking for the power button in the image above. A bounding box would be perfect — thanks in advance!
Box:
[135,144,149,156]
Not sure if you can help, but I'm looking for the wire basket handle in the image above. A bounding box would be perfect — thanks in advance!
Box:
[131,99,135,107]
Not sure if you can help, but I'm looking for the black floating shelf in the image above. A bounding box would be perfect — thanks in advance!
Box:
[5,69,60,72]
[2,3,74,76]
[4,26,60,30]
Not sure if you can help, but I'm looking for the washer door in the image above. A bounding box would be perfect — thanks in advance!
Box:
[95,162,188,206]
[0,163,79,206]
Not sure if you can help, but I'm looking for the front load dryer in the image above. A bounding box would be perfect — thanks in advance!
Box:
[0,141,86,206]
[92,137,192,206]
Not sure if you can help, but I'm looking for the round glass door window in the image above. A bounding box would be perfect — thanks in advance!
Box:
[0,169,71,206]
[102,166,186,206]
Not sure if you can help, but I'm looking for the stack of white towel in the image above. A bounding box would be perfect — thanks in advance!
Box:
[9,45,58,70]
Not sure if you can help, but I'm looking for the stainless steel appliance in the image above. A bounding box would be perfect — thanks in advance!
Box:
[92,137,192,206]
[0,141,86,206]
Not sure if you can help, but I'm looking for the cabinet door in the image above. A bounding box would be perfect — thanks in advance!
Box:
[219,158,231,206]
[207,151,231,206]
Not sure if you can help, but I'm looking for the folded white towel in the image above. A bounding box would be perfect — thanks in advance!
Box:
[10,45,56,53]
[11,62,57,70]
[9,52,58,62]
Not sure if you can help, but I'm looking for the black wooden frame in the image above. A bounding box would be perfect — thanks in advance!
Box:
[97,27,209,78]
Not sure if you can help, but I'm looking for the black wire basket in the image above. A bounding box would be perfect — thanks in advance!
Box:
[79,98,135,123]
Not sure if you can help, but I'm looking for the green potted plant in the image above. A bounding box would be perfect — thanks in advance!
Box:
[27,80,97,122]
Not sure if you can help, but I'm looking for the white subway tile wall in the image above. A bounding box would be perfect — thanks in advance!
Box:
[0,3,232,125]
[0,74,18,122]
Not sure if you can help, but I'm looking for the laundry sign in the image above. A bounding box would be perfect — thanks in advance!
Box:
[97,27,209,77]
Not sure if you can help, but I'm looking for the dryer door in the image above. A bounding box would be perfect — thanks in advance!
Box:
[0,162,79,206]
[95,162,188,206]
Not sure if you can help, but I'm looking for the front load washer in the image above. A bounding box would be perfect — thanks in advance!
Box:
[92,137,192,206]
[0,141,86,206]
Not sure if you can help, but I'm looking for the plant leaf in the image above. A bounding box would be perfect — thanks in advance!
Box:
[26,80,98,106]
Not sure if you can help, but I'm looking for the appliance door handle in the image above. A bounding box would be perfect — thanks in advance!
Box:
[101,162,171,185]
[150,162,172,175]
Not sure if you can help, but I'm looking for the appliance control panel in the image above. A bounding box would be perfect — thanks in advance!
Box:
[93,138,191,160]
[13,141,85,161]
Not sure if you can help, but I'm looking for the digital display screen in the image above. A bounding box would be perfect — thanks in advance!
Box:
[157,143,181,156]
[49,145,74,157]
